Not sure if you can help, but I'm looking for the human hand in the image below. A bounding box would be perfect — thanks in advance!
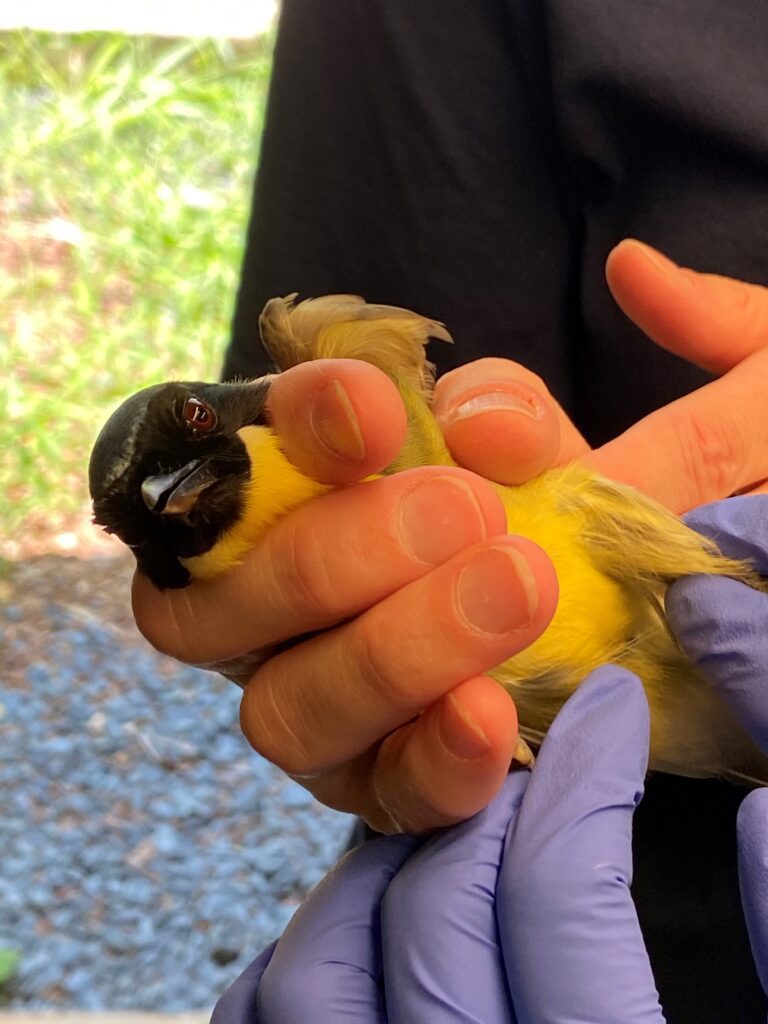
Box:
[210,667,664,1023]
[135,245,766,836]
[432,239,768,510]
[133,360,558,833]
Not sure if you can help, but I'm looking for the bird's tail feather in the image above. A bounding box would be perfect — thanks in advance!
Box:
[259,294,452,400]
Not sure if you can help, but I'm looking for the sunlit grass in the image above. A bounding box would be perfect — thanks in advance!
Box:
[0,30,273,541]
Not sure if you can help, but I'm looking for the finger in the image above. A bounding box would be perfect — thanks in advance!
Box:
[666,575,768,753]
[499,667,664,1024]
[240,536,558,777]
[210,941,277,1023]
[432,357,590,484]
[267,358,408,484]
[606,239,768,374]
[133,466,507,664]
[257,835,419,1023]
[737,789,768,995]
[373,676,521,832]
[584,346,768,512]
[381,773,529,1023]
[305,676,522,834]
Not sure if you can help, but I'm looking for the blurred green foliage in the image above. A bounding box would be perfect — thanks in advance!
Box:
[0,30,273,539]
[0,946,19,996]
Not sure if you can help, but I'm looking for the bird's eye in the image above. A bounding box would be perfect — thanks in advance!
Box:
[182,397,217,434]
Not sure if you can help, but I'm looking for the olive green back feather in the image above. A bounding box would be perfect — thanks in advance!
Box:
[560,471,764,593]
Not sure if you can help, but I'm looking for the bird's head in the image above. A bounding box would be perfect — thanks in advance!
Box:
[89,379,270,588]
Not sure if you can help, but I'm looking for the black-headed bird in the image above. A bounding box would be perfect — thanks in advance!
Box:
[90,295,768,783]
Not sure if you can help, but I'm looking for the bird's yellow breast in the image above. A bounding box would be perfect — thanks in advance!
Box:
[180,426,330,581]
[495,471,636,685]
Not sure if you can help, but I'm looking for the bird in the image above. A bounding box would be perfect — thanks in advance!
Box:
[89,293,768,784]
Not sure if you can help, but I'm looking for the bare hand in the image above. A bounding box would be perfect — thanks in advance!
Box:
[432,240,768,509]
[135,240,763,834]
[133,359,558,833]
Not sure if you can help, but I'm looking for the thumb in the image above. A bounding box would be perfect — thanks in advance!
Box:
[267,359,407,484]
[606,239,768,374]
[432,357,590,484]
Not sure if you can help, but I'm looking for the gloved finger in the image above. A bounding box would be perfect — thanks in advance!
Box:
[737,788,768,994]
[257,835,419,1023]
[432,357,590,484]
[211,941,277,1023]
[682,495,768,573]
[381,773,529,1024]
[499,666,664,1024]
[267,359,408,484]
[666,575,768,753]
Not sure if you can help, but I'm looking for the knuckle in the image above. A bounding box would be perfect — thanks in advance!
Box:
[131,580,194,662]
[377,747,475,832]
[355,618,423,711]
[273,518,344,617]
[380,787,450,834]
[239,669,319,776]
[730,281,768,336]
[679,410,744,501]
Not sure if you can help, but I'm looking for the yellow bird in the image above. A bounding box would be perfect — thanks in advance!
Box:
[89,295,768,784]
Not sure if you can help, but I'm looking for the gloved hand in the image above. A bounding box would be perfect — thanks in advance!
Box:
[667,494,768,994]
[212,495,768,1023]
[212,666,662,1023]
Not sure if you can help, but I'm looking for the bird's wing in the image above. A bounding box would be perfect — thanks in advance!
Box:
[559,470,764,593]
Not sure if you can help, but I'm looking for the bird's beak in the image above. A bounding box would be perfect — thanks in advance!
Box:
[141,459,217,516]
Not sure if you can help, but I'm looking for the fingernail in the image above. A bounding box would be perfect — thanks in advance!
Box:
[439,692,491,760]
[309,379,366,461]
[455,545,538,633]
[399,477,487,565]
[448,389,541,422]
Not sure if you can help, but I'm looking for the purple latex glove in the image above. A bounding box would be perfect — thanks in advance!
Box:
[211,667,664,1023]
[667,495,768,994]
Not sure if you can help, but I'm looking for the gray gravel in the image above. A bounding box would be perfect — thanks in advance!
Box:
[0,554,354,1011]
